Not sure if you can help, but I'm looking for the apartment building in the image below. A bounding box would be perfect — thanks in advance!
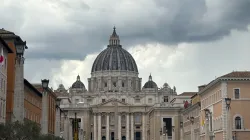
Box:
[0,37,13,123]
[24,79,42,125]
[33,84,57,135]
[182,92,200,140]
[199,71,250,140]
[0,29,25,121]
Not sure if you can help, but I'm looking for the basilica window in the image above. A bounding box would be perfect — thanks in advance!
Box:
[87,99,92,103]
[135,114,141,124]
[122,99,125,103]
[102,99,106,103]
[135,99,140,103]
[110,113,115,124]
[148,98,152,103]
[121,115,126,125]
[113,82,116,87]
[75,99,79,104]
[122,82,125,87]
[164,96,169,102]
[102,115,106,125]
[104,82,107,87]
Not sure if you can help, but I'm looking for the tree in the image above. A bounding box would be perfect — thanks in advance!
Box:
[0,120,64,140]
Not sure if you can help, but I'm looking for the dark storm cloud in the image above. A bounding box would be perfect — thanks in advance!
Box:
[1,0,250,60]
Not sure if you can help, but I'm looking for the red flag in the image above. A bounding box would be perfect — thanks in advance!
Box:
[0,47,4,65]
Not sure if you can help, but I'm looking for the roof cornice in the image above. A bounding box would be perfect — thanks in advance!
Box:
[198,78,250,96]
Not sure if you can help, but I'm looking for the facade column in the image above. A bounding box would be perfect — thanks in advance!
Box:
[131,113,134,140]
[180,127,183,140]
[55,107,61,136]
[63,115,69,140]
[190,123,193,140]
[94,113,97,140]
[118,113,121,140]
[142,113,145,140]
[69,118,73,140]
[126,113,130,140]
[98,113,102,140]
[227,105,232,140]
[172,117,175,140]
[106,113,110,140]
[41,90,48,134]
[13,56,25,122]
[205,117,209,140]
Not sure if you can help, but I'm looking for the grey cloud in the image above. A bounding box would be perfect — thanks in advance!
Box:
[1,0,250,60]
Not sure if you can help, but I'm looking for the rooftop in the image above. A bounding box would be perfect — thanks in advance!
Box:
[220,71,250,78]
[178,92,197,96]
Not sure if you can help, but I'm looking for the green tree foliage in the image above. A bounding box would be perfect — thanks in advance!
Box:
[0,120,64,140]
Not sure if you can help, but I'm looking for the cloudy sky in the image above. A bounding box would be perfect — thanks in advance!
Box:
[1,0,250,93]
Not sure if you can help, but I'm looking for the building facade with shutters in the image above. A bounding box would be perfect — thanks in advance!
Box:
[24,79,42,125]
[199,71,250,140]
[0,36,13,124]
[56,28,193,140]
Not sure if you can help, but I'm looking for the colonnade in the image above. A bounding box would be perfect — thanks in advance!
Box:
[64,112,147,140]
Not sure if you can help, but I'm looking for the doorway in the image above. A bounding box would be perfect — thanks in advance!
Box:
[122,136,126,140]
[111,132,114,140]
[135,132,141,140]
[102,136,106,140]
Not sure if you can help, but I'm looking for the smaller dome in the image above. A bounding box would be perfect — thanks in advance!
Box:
[143,74,157,88]
[72,75,85,89]
[58,84,65,90]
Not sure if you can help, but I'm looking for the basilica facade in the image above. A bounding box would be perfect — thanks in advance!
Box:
[56,28,193,140]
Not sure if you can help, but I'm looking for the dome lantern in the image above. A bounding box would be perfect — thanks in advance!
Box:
[109,26,120,46]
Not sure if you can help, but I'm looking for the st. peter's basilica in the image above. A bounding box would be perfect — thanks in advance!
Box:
[56,27,193,140]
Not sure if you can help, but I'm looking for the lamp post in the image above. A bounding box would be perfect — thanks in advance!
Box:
[13,40,27,122]
[41,79,49,134]
[55,98,61,137]
[225,98,232,140]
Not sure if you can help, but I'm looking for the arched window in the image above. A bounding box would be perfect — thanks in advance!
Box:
[235,117,241,129]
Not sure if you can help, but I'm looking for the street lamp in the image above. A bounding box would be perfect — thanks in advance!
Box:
[225,98,231,110]
[15,40,27,56]
[41,79,49,89]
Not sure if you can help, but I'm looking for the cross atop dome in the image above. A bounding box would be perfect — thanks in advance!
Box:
[109,26,120,46]
[149,73,152,81]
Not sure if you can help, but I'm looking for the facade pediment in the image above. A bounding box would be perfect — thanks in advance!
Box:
[94,98,130,107]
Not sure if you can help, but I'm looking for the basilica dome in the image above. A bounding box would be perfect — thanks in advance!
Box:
[72,75,85,89]
[91,27,138,73]
[143,74,158,88]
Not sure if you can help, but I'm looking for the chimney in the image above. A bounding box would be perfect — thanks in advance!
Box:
[198,85,206,92]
